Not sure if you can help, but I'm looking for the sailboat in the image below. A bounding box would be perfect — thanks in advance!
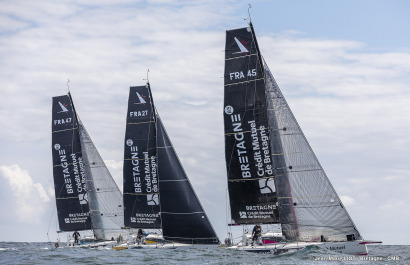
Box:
[51,92,124,247]
[222,22,381,255]
[122,83,220,248]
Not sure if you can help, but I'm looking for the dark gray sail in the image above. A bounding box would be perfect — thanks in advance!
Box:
[123,85,161,229]
[223,25,279,225]
[157,116,219,244]
[51,94,91,231]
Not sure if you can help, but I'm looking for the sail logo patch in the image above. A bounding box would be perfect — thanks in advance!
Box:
[227,113,251,178]
[134,92,147,104]
[129,145,142,193]
[54,101,72,126]
[147,194,159,205]
[78,193,88,205]
[233,37,249,54]
[126,139,134,147]
[259,178,275,194]
[58,101,69,113]
[225,105,234,115]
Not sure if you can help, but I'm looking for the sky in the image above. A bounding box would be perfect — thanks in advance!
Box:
[0,0,409,245]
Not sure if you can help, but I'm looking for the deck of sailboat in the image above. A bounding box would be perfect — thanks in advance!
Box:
[227,240,379,255]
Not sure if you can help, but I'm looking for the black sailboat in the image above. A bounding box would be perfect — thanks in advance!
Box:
[223,22,380,254]
[123,84,219,245]
[51,93,124,245]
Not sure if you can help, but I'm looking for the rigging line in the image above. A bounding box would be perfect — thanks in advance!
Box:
[46,198,57,243]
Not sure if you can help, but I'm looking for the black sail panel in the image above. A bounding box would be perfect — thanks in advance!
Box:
[224,26,279,225]
[157,117,219,244]
[123,85,161,229]
[51,95,91,231]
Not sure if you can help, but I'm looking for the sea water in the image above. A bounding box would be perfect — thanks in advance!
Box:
[0,243,407,265]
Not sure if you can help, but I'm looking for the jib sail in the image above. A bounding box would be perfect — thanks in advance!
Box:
[156,116,219,244]
[78,120,124,240]
[223,24,279,225]
[51,94,91,231]
[123,85,161,229]
[264,61,362,241]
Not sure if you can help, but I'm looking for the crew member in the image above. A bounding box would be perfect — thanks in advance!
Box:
[137,228,144,244]
[73,231,80,245]
[252,224,262,246]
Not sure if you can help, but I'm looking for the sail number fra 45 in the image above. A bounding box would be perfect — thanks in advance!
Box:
[229,69,257,80]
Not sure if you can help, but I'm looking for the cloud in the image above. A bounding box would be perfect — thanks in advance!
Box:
[104,160,123,192]
[0,164,50,224]
[340,195,355,206]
